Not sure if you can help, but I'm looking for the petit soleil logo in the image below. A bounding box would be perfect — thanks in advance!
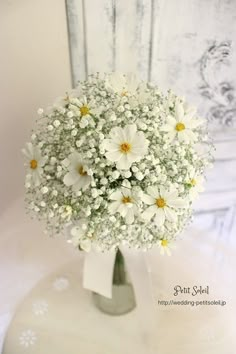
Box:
[173,285,209,297]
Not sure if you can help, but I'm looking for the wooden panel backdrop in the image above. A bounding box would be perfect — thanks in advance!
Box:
[66,0,236,232]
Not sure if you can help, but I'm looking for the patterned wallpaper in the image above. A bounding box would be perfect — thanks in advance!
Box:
[65,0,236,232]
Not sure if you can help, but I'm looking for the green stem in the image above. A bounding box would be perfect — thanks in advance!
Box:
[112,249,126,285]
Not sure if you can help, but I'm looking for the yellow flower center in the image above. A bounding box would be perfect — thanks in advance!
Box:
[161,239,168,247]
[121,90,128,97]
[80,105,90,116]
[78,165,87,176]
[190,178,197,186]
[120,142,131,153]
[175,122,185,131]
[122,196,132,204]
[156,198,166,208]
[30,159,38,169]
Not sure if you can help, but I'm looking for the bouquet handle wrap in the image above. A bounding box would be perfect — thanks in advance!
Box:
[83,249,116,298]
[83,246,155,308]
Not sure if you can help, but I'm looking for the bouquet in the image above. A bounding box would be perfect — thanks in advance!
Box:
[22,73,212,254]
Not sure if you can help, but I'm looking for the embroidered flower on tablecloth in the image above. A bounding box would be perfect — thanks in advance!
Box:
[52,277,69,291]
[32,300,49,315]
[19,329,37,347]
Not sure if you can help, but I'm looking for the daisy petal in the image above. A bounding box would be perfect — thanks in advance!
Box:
[109,201,121,214]
[154,208,165,226]
[124,124,137,142]
[186,129,197,142]
[142,205,157,221]
[132,131,149,148]
[159,185,167,198]
[63,171,79,186]
[167,116,177,126]
[142,194,155,205]
[164,189,178,200]
[175,102,184,121]
[185,118,203,129]
[116,154,132,170]
[79,176,91,191]
[177,130,189,143]
[164,207,177,222]
[33,146,42,160]
[22,148,32,160]
[118,204,128,217]
[110,191,123,201]
[125,209,134,224]
[147,186,160,198]
[126,72,139,93]
[69,152,82,167]
[110,126,125,142]
[38,156,47,167]
[106,150,122,162]
[168,198,187,208]
[185,106,196,119]
[166,131,176,142]
[109,72,125,93]
[103,139,119,152]
[161,124,174,132]
[32,170,41,187]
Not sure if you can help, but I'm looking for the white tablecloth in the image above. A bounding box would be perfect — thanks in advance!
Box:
[2,255,235,354]
[1,198,236,353]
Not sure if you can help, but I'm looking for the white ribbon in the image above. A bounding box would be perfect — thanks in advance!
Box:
[83,245,155,308]
[83,249,116,298]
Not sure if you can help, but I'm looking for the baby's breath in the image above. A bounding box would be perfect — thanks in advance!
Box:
[23,73,213,251]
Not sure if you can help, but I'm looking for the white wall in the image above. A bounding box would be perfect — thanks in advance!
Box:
[0,0,71,214]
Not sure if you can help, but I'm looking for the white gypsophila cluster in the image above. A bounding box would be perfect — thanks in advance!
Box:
[22,73,213,252]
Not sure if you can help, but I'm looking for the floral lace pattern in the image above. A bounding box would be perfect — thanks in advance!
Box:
[32,300,49,316]
[19,329,37,347]
[52,277,70,291]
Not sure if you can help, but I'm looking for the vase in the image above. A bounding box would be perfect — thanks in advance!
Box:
[92,249,136,315]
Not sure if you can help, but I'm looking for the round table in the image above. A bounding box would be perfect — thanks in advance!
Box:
[2,249,235,354]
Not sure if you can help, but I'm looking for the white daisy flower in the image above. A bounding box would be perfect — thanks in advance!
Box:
[142,186,187,226]
[187,172,205,200]
[103,124,149,170]
[129,82,152,108]
[19,329,37,347]
[69,219,91,251]
[53,93,70,109]
[53,88,82,109]
[105,72,140,96]
[63,152,92,191]
[157,239,174,256]
[161,101,203,143]
[70,95,102,128]
[22,143,47,186]
[109,181,138,224]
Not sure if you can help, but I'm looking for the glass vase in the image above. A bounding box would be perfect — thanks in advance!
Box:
[92,249,136,315]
